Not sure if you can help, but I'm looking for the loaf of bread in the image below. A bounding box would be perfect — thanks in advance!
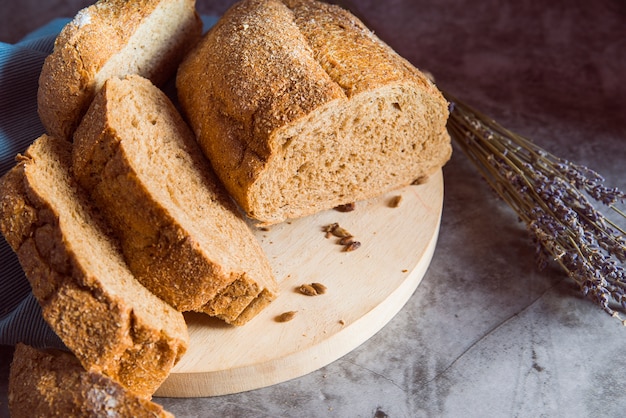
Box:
[0,134,189,399]
[38,0,202,141]
[9,343,174,417]
[72,74,279,325]
[176,0,451,225]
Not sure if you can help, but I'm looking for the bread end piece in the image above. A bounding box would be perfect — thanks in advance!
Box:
[37,0,202,140]
[8,343,174,418]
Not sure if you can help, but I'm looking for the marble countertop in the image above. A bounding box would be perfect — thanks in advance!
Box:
[1,1,625,417]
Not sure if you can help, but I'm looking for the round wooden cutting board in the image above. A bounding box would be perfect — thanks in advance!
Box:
[154,170,444,398]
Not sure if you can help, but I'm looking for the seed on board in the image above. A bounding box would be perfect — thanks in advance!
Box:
[275,311,297,322]
[323,223,338,237]
[311,282,327,294]
[323,222,361,251]
[323,222,353,238]
[298,282,327,296]
[298,284,318,296]
[332,226,352,238]
[323,223,337,238]
[334,202,356,212]
[389,195,402,208]
[343,241,361,252]
[339,236,354,245]
[323,222,339,233]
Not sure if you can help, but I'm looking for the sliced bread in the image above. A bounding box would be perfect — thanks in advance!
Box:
[38,0,202,141]
[72,75,278,325]
[177,0,451,225]
[9,343,174,417]
[0,134,189,398]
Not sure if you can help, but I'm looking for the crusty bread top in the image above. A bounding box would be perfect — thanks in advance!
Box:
[177,0,451,224]
[285,0,438,97]
[72,75,278,323]
[179,0,445,138]
[9,344,174,418]
[179,0,344,159]
[37,0,202,141]
[0,134,188,398]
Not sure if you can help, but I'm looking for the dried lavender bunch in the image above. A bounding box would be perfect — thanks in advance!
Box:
[443,91,626,322]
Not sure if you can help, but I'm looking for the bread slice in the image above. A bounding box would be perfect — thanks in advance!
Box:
[72,75,278,325]
[176,0,451,225]
[9,343,174,417]
[38,0,202,141]
[0,135,188,399]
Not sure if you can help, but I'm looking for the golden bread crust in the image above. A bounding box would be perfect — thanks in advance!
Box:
[177,0,451,224]
[37,0,202,140]
[8,344,174,417]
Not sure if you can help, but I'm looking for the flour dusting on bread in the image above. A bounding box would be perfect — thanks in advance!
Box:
[72,9,92,28]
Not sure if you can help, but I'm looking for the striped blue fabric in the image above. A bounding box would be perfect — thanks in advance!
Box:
[0,19,70,350]
[0,15,219,350]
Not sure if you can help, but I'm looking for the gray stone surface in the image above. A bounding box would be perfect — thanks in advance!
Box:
[1,1,625,417]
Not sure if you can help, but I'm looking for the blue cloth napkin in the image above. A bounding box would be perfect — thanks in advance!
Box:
[0,15,218,349]
[1,19,71,349]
